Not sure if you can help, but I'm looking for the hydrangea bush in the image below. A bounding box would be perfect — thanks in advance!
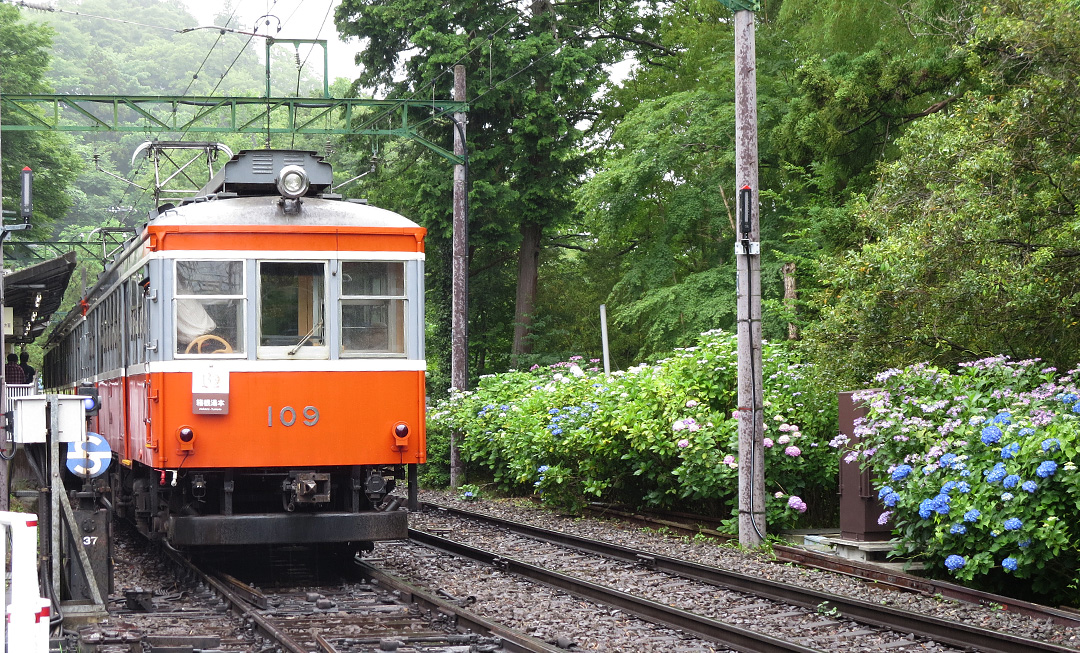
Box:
[428,330,838,530]
[852,358,1080,605]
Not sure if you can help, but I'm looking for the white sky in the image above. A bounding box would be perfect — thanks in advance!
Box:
[180,0,364,82]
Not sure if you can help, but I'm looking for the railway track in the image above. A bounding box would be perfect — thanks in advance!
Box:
[74,525,561,653]
[585,503,1080,628]
[394,502,1077,653]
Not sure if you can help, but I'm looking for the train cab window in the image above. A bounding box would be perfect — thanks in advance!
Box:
[259,261,328,359]
[174,260,245,356]
[339,261,406,355]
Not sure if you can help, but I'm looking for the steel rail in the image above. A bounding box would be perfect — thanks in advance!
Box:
[356,561,567,653]
[422,503,1078,653]
[771,544,1080,628]
[409,527,826,653]
[590,502,1080,628]
[159,545,310,653]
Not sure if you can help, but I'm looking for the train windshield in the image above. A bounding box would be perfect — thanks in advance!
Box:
[259,261,327,358]
[174,260,245,356]
[339,261,406,355]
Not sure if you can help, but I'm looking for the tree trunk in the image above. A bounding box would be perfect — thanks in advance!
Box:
[512,221,542,364]
[783,261,798,340]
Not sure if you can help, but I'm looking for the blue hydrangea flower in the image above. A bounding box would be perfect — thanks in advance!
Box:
[1019,427,1035,436]
[1001,492,1014,501]
[548,408,560,414]
[944,554,966,570]
[986,463,1008,483]
[882,492,900,507]
[1019,539,1031,548]
[981,425,1003,445]
[891,465,913,481]
[1002,557,1018,572]
[957,481,971,494]
[538,465,550,473]
[949,523,967,535]
[992,411,1012,425]
[939,453,958,468]
[1001,443,1020,459]
[941,480,957,494]
[1073,403,1080,414]
[1003,517,1023,531]
[918,499,934,519]
[878,485,894,499]
[963,509,981,522]
[1021,480,1037,493]
[1041,438,1061,452]
[933,494,951,514]
[1059,392,1078,404]
[1036,460,1058,478]
[1003,474,1020,489]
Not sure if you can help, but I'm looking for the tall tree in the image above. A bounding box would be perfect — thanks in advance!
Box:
[802,0,1080,383]
[0,4,80,238]
[335,0,666,381]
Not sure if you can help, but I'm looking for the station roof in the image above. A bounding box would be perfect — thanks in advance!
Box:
[4,250,77,345]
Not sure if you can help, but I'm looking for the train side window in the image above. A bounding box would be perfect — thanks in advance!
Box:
[175,260,245,356]
[339,261,406,356]
[258,261,327,357]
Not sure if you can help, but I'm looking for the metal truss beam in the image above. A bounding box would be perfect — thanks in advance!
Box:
[0,95,467,164]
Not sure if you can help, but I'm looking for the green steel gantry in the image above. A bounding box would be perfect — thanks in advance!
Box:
[0,94,468,164]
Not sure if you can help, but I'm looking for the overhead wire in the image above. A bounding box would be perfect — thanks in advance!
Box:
[127,1,262,219]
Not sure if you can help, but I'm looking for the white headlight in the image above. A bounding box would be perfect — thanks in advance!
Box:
[276,165,310,199]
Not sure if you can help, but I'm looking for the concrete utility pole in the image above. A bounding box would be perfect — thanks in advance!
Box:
[718,0,765,548]
[450,65,467,489]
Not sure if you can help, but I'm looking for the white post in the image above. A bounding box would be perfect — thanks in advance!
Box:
[599,304,611,375]
[2,512,50,653]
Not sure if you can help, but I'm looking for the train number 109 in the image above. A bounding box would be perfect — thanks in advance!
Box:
[268,405,320,427]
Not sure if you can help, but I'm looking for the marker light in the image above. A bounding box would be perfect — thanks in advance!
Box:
[392,422,410,451]
[276,165,310,199]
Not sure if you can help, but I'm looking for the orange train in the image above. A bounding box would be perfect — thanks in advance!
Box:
[44,150,426,549]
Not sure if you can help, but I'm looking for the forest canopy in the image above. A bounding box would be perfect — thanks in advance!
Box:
[1,0,1076,390]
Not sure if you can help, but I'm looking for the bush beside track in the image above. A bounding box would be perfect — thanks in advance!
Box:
[426,333,1080,607]
[428,330,838,530]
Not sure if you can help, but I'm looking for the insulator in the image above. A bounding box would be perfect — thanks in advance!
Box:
[18,1,55,11]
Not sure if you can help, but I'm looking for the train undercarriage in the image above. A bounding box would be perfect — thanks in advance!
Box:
[110,460,409,548]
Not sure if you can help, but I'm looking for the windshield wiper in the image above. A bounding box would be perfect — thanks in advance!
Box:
[288,320,323,355]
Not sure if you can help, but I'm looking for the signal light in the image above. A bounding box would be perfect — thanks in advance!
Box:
[392,422,410,451]
[177,425,195,452]
[79,383,100,416]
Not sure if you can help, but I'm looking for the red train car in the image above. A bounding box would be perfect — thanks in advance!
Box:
[44,150,426,550]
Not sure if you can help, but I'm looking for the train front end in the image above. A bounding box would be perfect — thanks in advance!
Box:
[58,151,427,548]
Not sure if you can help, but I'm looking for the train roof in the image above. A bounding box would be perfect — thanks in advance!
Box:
[149,195,422,230]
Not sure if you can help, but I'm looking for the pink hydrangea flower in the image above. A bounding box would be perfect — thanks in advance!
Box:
[763,437,774,448]
[778,434,791,445]
[677,438,690,449]
[785,445,801,457]
[774,491,784,499]
[788,495,807,513]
